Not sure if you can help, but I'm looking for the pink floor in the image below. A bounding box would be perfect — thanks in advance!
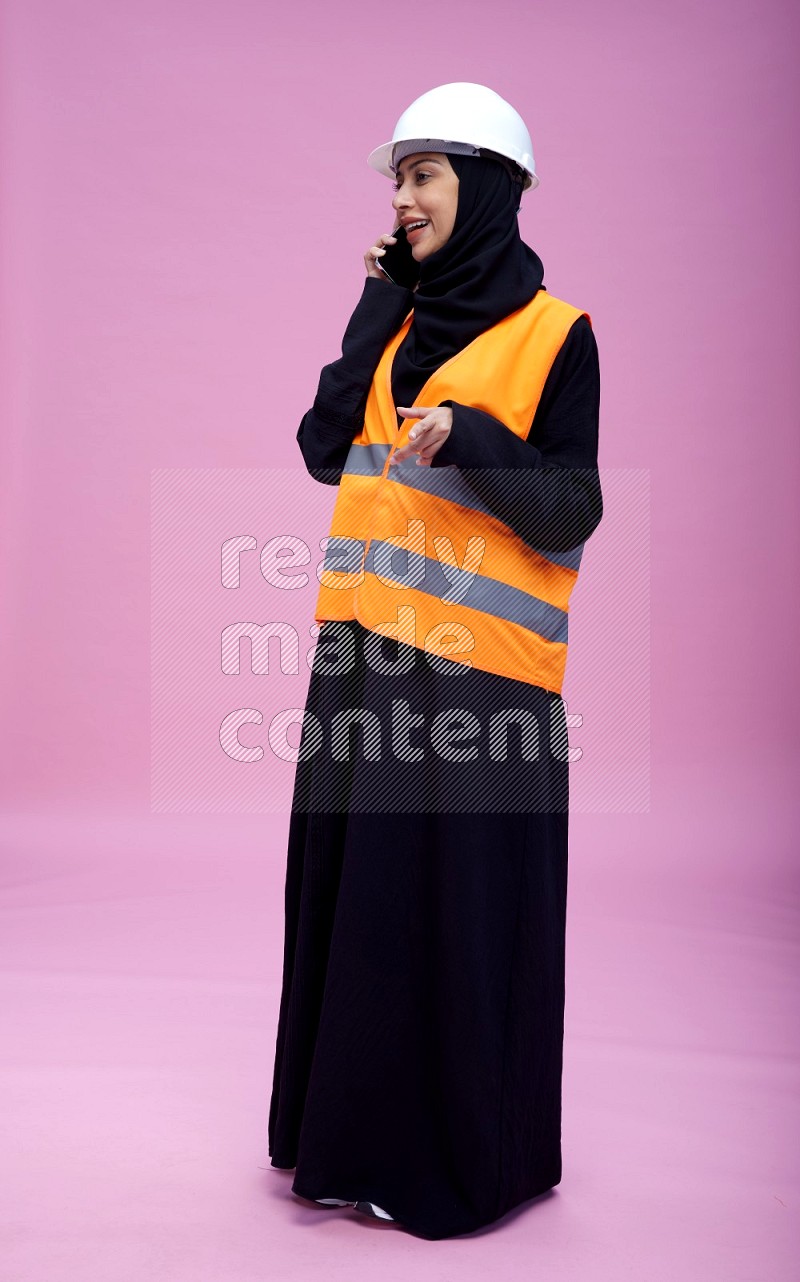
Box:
[1,766,796,1280]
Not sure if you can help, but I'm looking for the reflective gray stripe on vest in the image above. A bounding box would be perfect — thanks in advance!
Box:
[364,540,569,645]
[323,535,366,575]
[342,442,583,572]
[342,442,392,476]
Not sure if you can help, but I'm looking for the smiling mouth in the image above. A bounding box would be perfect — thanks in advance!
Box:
[406,221,429,240]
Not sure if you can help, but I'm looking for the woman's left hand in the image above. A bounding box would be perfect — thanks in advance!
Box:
[390,406,453,467]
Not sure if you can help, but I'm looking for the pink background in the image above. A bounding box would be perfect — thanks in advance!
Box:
[1,0,798,1277]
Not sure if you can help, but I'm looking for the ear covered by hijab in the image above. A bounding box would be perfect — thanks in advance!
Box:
[389,151,546,413]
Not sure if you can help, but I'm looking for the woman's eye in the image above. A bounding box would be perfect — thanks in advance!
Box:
[392,171,431,191]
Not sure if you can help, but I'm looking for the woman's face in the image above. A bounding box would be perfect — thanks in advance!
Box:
[391,153,459,260]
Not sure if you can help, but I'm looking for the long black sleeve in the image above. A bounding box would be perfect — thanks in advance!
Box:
[296,277,413,484]
[432,315,602,553]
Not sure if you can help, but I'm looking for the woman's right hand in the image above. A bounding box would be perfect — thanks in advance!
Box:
[364,232,398,280]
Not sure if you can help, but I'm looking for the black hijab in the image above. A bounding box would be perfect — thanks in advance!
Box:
[390,151,546,412]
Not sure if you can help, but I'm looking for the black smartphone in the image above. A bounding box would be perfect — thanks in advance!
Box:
[377,224,421,291]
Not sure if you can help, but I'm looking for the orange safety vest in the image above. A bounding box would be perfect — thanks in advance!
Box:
[314,290,591,694]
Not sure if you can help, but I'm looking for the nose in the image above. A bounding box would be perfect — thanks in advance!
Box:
[392,186,412,214]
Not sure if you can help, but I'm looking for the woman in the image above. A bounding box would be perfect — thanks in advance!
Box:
[267,82,603,1240]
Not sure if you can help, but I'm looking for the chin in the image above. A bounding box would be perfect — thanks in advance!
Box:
[414,238,441,262]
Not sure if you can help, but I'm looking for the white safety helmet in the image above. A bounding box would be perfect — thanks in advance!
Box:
[367,82,539,193]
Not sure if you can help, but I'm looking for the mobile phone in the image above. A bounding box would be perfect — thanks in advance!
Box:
[377,224,421,291]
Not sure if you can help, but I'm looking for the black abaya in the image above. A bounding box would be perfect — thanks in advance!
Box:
[268,262,601,1236]
[269,617,571,1239]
